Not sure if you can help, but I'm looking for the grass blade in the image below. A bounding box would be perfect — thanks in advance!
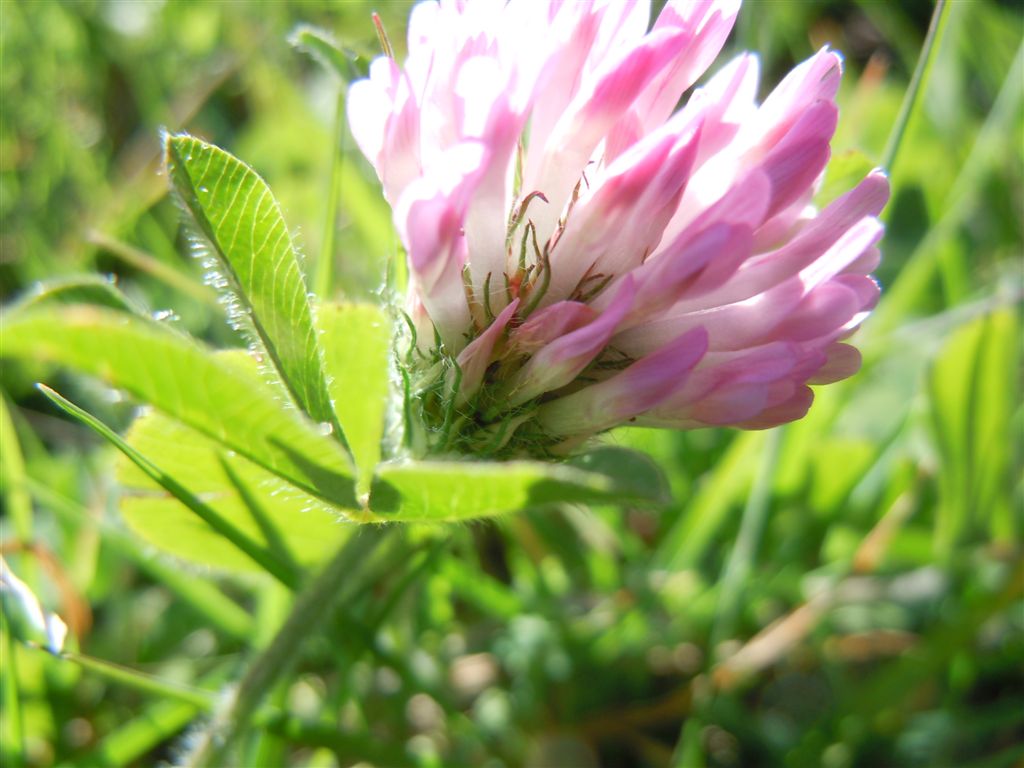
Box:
[187,527,390,768]
[881,0,953,173]
[36,384,301,589]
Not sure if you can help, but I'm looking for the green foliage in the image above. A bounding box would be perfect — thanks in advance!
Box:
[3,305,359,508]
[1,1,1021,767]
[370,450,666,523]
[317,302,392,492]
[928,308,1020,553]
[118,409,346,572]
[165,134,342,433]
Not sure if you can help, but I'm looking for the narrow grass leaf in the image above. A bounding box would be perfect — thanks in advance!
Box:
[441,558,523,620]
[219,456,301,573]
[56,649,215,709]
[187,528,390,768]
[710,429,781,650]
[0,625,23,766]
[874,37,1024,336]
[37,385,301,588]
[655,431,765,569]
[87,230,221,310]
[880,0,953,173]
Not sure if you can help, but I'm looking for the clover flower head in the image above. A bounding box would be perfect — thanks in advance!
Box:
[348,0,889,457]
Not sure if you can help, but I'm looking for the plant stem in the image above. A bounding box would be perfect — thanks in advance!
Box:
[187,526,390,768]
[60,650,215,708]
[880,0,952,173]
[872,37,1024,337]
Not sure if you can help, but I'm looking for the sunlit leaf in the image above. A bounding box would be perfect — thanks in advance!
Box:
[119,410,347,572]
[39,384,302,586]
[2,305,358,509]
[164,134,341,436]
[368,451,667,523]
[318,303,392,494]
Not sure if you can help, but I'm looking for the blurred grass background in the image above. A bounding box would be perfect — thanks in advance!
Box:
[1,1,1021,766]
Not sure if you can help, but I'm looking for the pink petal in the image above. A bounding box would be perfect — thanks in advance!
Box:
[538,326,709,436]
[808,343,861,384]
[844,245,881,275]
[798,216,885,290]
[585,0,653,73]
[834,273,881,311]
[347,59,422,203]
[604,108,644,164]
[689,382,774,425]
[759,100,838,217]
[455,298,520,403]
[524,4,611,179]
[688,52,760,165]
[633,341,797,425]
[631,0,742,132]
[752,195,816,253]
[702,342,804,385]
[396,142,488,351]
[736,385,815,429]
[505,275,636,405]
[525,25,692,239]
[613,277,805,356]
[678,197,885,314]
[510,301,598,354]
[771,281,862,343]
[543,114,703,305]
[613,222,754,327]
[738,48,843,153]
[457,57,526,308]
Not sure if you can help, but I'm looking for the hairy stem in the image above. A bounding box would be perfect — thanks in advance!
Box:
[187,527,390,767]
